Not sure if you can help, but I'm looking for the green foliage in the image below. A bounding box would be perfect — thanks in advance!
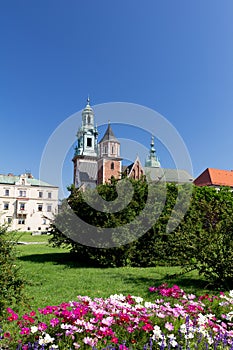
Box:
[167,186,233,289]
[0,225,26,315]
[50,179,233,288]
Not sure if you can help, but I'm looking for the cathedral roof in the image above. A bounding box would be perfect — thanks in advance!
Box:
[99,123,120,144]
[144,167,193,184]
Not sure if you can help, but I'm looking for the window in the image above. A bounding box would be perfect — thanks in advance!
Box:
[4,203,9,210]
[48,192,52,199]
[87,115,91,124]
[87,137,92,147]
[38,191,43,198]
[7,217,12,224]
[111,162,114,170]
[5,189,9,196]
[47,205,52,212]
[18,218,25,225]
[19,203,25,211]
[19,190,26,197]
[43,219,46,225]
[38,204,43,212]
[112,146,114,154]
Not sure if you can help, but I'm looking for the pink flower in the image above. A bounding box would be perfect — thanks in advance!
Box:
[83,336,97,347]
[20,327,30,335]
[165,322,174,331]
[111,336,119,344]
[7,313,18,322]
[3,331,11,338]
[142,323,153,331]
[50,318,60,327]
[38,322,48,331]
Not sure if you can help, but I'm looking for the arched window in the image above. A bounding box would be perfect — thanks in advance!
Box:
[111,162,114,170]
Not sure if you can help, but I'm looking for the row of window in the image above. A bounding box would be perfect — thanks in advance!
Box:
[3,203,52,212]
[5,217,49,228]
[8,217,48,226]
[3,189,52,198]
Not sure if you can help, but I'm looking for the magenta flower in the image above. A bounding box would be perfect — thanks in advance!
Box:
[50,318,60,327]
[20,327,30,335]
[38,322,48,331]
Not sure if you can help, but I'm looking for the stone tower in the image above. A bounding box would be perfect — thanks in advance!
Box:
[97,122,122,184]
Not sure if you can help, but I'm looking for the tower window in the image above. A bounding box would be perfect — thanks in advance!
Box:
[112,146,114,154]
[111,162,114,170]
[87,115,91,124]
[87,138,92,147]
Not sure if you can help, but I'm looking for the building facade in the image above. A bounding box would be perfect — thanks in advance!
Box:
[0,173,58,232]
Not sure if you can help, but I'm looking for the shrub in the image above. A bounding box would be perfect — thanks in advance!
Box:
[0,225,26,315]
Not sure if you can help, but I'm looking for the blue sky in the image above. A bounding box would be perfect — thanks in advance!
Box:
[1,0,233,198]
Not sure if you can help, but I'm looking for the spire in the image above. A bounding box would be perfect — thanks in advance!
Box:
[145,135,161,168]
[99,122,120,144]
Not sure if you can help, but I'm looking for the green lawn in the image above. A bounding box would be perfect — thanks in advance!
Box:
[15,241,215,312]
[16,231,49,243]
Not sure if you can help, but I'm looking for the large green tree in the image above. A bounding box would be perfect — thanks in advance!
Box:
[50,180,233,288]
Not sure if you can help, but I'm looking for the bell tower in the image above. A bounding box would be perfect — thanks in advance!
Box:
[75,97,98,157]
[97,122,122,184]
[145,135,161,168]
[73,98,99,188]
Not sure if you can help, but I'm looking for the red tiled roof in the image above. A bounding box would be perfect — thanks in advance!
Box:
[194,168,233,187]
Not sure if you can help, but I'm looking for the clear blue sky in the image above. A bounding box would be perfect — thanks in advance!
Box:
[1,0,233,197]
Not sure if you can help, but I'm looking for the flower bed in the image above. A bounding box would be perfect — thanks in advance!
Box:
[1,284,233,349]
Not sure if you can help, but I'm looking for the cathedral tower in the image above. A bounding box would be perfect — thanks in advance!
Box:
[145,135,161,168]
[73,98,99,188]
[97,122,122,184]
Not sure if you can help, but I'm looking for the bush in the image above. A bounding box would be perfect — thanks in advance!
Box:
[166,186,233,289]
[50,179,233,288]
[0,225,26,315]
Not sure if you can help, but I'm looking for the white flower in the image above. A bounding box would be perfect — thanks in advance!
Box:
[168,335,178,348]
[185,333,194,339]
[179,324,187,333]
[30,326,38,333]
[152,325,162,340]
[39,333,55,345]
[226,311,233,321]
[229,290,233,298]
[131,295,143,304]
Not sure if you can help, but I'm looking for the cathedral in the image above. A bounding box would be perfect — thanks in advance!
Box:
[72,99,193,188]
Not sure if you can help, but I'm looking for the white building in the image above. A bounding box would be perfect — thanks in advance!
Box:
[0,173,59,232]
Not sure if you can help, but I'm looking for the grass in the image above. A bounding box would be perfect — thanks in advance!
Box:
[16,231,49,243]
[14,238,216,313]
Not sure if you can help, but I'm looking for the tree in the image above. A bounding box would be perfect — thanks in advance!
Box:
[0,225,26,315]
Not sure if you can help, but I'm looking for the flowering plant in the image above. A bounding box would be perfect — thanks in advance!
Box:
[1,285,233,349]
